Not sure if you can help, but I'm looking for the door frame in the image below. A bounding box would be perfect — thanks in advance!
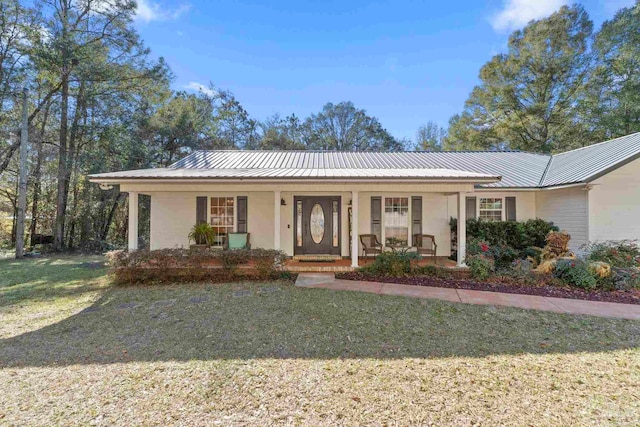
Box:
[293,195,342,255]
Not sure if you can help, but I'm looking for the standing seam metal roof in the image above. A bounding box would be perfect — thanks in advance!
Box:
[541,132,640,187]
[168,150,551,188]
[89,132,640,188]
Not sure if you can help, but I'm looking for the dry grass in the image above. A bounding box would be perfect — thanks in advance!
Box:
[1,255,639,426]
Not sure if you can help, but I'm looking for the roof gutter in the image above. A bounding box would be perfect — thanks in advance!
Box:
[89,176,502,185]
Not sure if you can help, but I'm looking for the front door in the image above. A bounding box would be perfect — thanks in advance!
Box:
[294,196,341,255]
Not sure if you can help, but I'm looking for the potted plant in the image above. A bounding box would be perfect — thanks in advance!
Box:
[188,223,216,249]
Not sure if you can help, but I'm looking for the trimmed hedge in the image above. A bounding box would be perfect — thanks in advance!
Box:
[450,218,559,251]
[106,248,288,284]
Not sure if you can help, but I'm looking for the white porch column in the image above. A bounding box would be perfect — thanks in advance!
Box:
[274,190,281,250]
[128,191,139,252]
[457,192,466,266]
[351,191,359,267]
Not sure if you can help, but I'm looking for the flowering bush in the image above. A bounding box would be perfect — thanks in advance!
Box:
[583,240,640,268]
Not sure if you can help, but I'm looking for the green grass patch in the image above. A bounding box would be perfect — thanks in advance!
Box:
[0,255,639,425]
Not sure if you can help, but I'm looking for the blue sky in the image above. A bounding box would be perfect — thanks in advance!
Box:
[133,0,635,142]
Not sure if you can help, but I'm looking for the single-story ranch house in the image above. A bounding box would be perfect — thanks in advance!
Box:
[90,132,640,267]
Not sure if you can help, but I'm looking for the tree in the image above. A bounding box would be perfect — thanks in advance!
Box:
[415,121,446,151]
[258,114,305,150]
[0,0,40,174]
[581,1,640,140]
[33,0,167,249]
[447,5,593,152]
[302,101,403,151]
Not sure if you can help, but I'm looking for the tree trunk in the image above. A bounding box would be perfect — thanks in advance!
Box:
[102,192,123,241]
[30,102,49,246]
[54,72,68,250]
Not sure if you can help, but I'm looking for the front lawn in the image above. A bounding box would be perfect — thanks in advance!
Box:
[1,256,639,425]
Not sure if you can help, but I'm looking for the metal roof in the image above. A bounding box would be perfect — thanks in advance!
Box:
[89,132,640,188]
[165,150,549,188]
[89,167,500,181]
[541,132,640,187]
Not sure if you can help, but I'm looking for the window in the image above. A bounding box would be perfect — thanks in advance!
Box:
[210,197,235,245]
[479,198,502,221]
[384,197,409,246]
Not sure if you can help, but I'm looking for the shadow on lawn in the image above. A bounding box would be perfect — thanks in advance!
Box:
[0,258,106,307]
[1,281,638,367]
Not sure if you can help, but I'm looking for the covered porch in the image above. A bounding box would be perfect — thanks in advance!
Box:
[123,186,475,268]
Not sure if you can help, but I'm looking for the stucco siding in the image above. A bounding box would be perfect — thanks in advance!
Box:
[589,158,640,242]
[535,187,588,250]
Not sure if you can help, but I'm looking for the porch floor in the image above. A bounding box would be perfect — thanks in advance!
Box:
[284,256,460,272]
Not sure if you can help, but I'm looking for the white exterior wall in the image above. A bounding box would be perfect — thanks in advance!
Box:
[535,187,589,250]
[130,182,475,256]
[447,191,536,222]
[588,158,640,242]
[355,192,452,257]
[149,191,274,250]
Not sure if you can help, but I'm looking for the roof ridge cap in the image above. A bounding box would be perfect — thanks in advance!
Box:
[538,155,554,186]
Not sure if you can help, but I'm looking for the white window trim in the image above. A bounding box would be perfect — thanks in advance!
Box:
[381,196,412,247]
[478,197,504,221]
[208,195,237,247]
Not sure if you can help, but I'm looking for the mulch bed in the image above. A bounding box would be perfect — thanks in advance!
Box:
[336,272,640,305]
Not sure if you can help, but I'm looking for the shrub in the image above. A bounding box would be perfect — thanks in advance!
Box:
[553,259,597,290]
[248,248,287,279]
[466,255,493,281]
[610,267,640,291]
[587,261,611,279]
[583,240,640,268]
[413,264,454,279]
[466,238,492,257]
[106,248,287,284]
[359,250,421,277]
[466,239,517,271]
[489,244,519,270]
[218,249,251,273]
[450,218,558,251]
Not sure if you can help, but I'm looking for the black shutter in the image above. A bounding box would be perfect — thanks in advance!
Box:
[465,197,476,220]
[237,196,248,233]
[371,197,381,241]
[196,197,207,224]
[411,196,422,237]
[505,197,516,222]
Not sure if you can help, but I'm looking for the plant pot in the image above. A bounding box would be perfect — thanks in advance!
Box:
[190,244,210,251]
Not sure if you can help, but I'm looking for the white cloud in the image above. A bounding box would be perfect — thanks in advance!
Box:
[185,82,216,97]
[135,0,190,23]
[491,0,568,32]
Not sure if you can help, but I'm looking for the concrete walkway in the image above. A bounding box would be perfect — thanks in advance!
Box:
[295,273,640,320]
